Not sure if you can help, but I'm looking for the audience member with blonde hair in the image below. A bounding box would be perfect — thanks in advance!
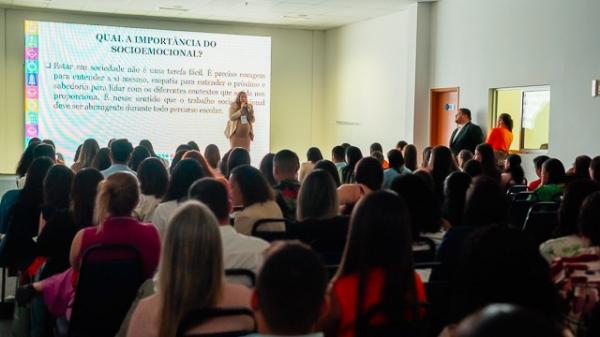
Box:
[71,138,99,172]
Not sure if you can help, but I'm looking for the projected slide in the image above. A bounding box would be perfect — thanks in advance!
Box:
[24,20,271,163]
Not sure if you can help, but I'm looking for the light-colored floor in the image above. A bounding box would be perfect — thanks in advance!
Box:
[0,175,18,332]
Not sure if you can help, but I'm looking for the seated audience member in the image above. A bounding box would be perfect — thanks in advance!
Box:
[101,138,136,178]
[462,159,483,178]
[539,180,600,262]
[17,173,161,318]
[566,155,592,181]
[314,159,342,187]
[396,140,408,151]
[92,147,111,171]
[227,147,251,179]
[15,139,41,185]
[0,157,54,270]
[455,304,563,337]
[413,170,435,192]
[189,178,269,275]
[272,150,301,220]
[297,170,339,222]
[340,146,363,184]
[129,145,151,172]
[428,146,459,202]
[231,165,285,235]
[134,158,169,222]
[403,144,418,172]
[183,150,217,178]
[33,143,56,162]
[259,153,276,186]
[500,154,526,189]
[474,144,500,183]
[441,171,472,229]
[337,157,383,213]
[370,151,386,168]
[383,149,411,189]
[38,168,103,279]
[528,155,550,191]
[457,150,473,170]
[421,146,433,169]
[331,145,347,177]
[139,139,166,164]
[204,144,222,171]
[71,138,99,173]
[250,243,328,337]
[127,201,254,337]
[390,174,443,243]
[442,225,563,337]
[529,158,566,202]
[370,142,389,169]
[590,156,600,183]
[300,147,324,181]
[187,140,200,151]
[219,149,233,177]
[152,159,205,235]
[169,148,191,174]
[321,191,426,337]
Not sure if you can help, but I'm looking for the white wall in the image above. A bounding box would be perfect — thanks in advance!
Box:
[427,0,600,178]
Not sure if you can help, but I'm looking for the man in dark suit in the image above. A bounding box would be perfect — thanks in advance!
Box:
[449,108,484,155]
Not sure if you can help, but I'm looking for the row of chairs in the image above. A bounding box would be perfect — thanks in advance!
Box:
[507,186,560,247]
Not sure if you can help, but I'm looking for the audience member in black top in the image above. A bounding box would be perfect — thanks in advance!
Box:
[589,156,600,182]
[92,147,111,171]
[252,243,328,337]
[16,139,41,178]
[0,157,54,270]
[260,153,276,186]
[163,159,206,203]
[421,146,432,169]
[33,143,56,162]
[474,143,500,183]
[227,147,251,179]
[341,146,363,184]
[442,171,472,228]
[428,145,459,202]
[203,144,221,170]
[501,154,526,188]
[314,159,342,187]
[129,145,151,172]
[462,159,483,178]
[273,150,301,220]
[403,144,418,171]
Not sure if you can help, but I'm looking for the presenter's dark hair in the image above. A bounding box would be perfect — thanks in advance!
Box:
[332,146,346,162]
[498,113,514,132]
[34,143,56,161]
[138,157,169,198]
[314,160,341,187]
[542,159,565,185]
[459,108,472,120]
[355,157,383,191]
[163,159,205,203]
[204,144,221,170]
[227,147,251,178]
[92,148,111,171]
[109,139,133,163]
[274,149,300,174]
[188,178,230,221]
[71,168,103,228]
[260,153,276,186]
[230,165,274,206]
[16,139,41,177]
[256,243,327,335]
[129,146,150,172]
[306,147,323,163]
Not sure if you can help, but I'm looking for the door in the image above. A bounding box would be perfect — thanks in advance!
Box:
[430,88,460,147]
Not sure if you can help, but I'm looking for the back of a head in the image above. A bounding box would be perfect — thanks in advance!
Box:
[573,155,592,179]
[579,191,600,246]
[498,113,514,132]
[109,138,133,164]
[219,149,232,177]
[129,145,151,171]
[345,146,363,167]
[204,144,221,169]
[188,178,230,222]
[187,140,200,151]
[422,146,433,169]
[20,157,54,206]
[259,153,276,186]
[505,154,524,184]
[256,243,327,335]
[306,147,323,163]
[371,151,384,165]
[370,142,383,155]
[176,143,193,154]
[557,179,600,237]
[182,150,215,178]
[43,164,74,210]
[230,165,273,207]
[464,176,507,227]
[403,144,418,171]
[159,201,223,337]
[396,140,408,151]
[314,159,342,187]
[542,158,565,185]
[458,150,474,168]
[456,304,562,337]
[139,139,157,157]
[332,145,346,162]
[170,150,187,174]
[297,169,338,221]
[443,171,472,228]
[590,156,600,182]
[79,138,100,168]
[387,149,405,170]
[430,145,457,179]
[95,172,139,223]
[33,143,56,162]
[460,108,472,120]
[71,168,104,228]
[453,225,560,324]
[227,147,251,178]
[354,157,383,190]
[534,155,550,172]
[475,144,498,179]
[16,141,40,177]
[138,157,169,198]
[92,147,111,171]
[463,159,483,178]
[390,174,441,236]
[273,149,300,176]
[164,159,206,202]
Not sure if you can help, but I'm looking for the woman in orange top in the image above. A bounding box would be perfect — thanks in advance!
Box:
[320,191,427,337]
[486,113,514,153]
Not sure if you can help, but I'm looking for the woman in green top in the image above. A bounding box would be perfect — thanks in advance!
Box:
[530,158,566,202]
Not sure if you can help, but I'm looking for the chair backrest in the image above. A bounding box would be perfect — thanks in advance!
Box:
[225,268,256,287]
[177,307,256,337]
[310,237,346,265]
[68,244,144,337]
[290,216,350,244]
[355,302,426,337]
[507,185,528,198]
[251,218,292,242]
[412,236,437,264]
[522,202,560,247]
[509,197,535,228]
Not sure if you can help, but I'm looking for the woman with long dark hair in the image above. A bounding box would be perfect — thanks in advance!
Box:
[341,146,363,184]
[403,144,418,172]
[135,158,169,222]
[501,154,526,188]
[428,146,459,202]
[299,147,324,182]
[474,144,500,183]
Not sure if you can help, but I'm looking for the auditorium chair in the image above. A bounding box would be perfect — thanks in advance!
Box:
[508,192,535,228]
[225,268,256,287]
[355,302,427,337]
[176,307,256,337]
[250,218,293,242]
[412,236,437,264]
[522,202,560,247]
[506,185,528,199]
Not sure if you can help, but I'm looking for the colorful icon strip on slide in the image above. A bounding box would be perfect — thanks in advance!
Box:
[24,21,40,144]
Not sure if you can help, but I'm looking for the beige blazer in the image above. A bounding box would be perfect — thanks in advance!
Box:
[224,103,255,139]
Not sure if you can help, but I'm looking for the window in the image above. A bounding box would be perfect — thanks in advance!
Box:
[490,86,550,151]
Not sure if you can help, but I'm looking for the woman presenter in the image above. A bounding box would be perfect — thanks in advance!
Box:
[224,91,255,151]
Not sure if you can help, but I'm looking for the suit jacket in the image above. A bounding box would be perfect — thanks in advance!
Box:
[224,103,255,139]
[450,122,484,155]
